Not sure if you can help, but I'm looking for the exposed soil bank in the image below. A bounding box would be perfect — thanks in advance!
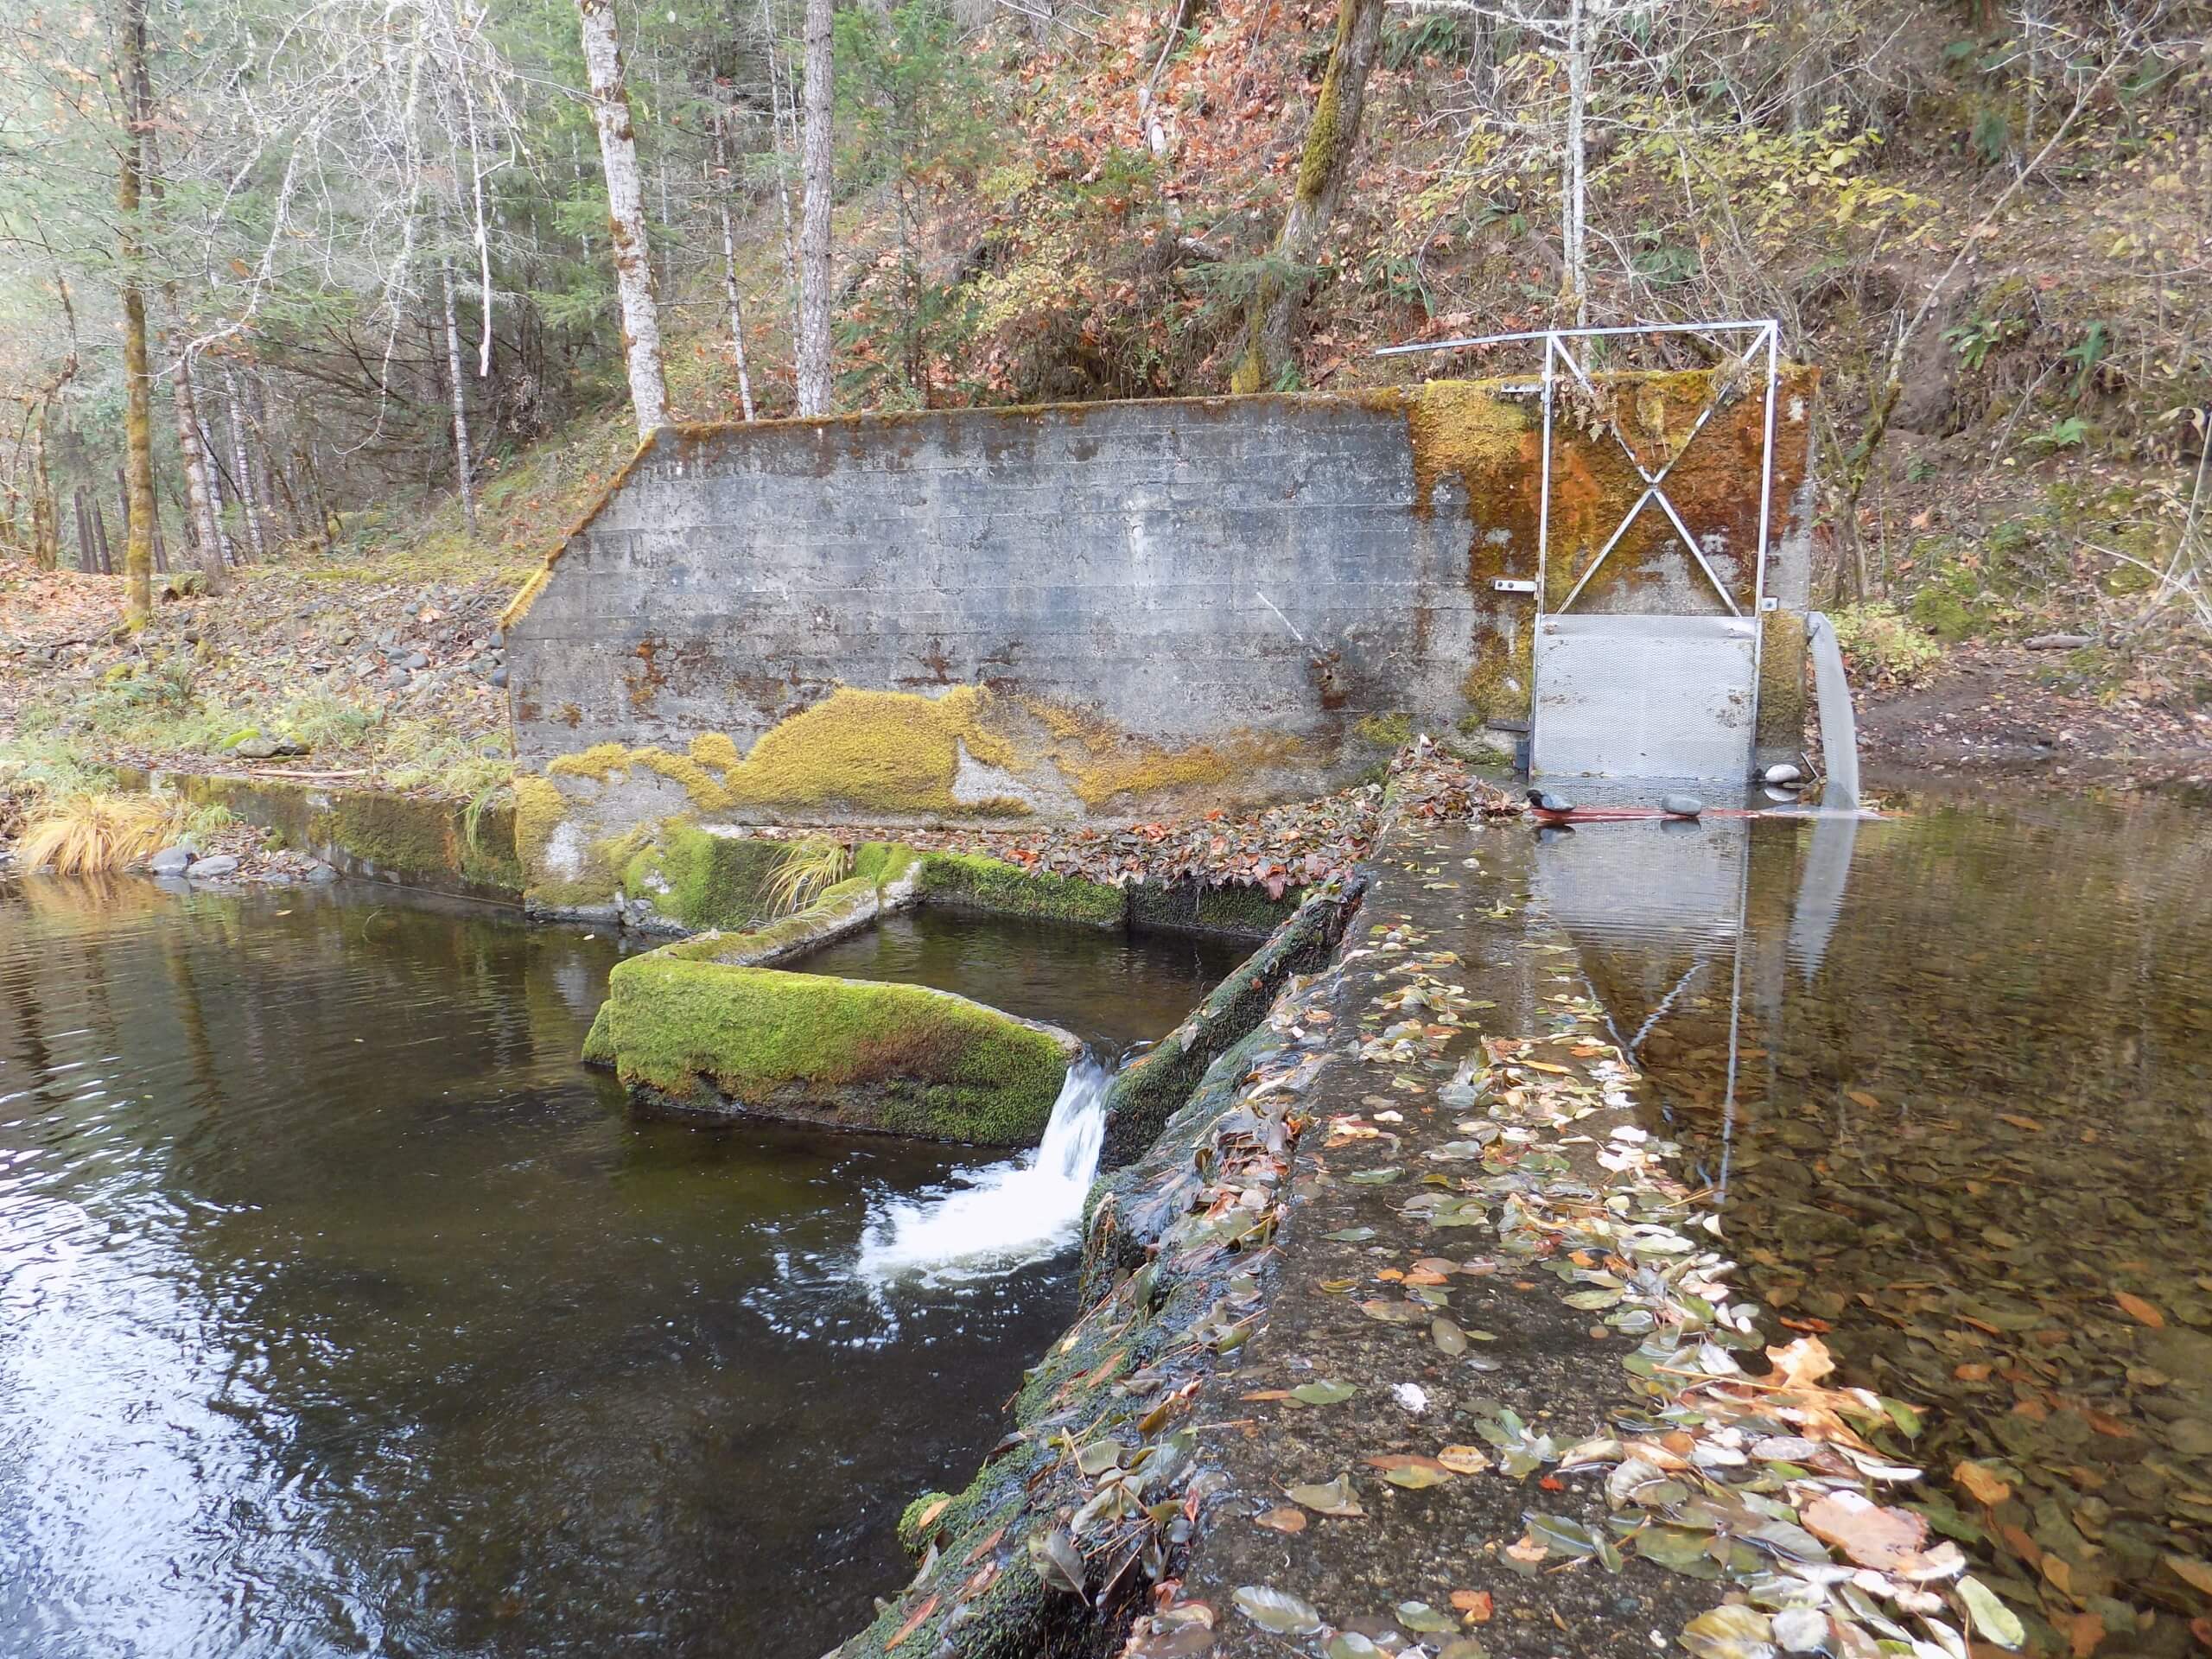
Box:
[1852,643,2212,793]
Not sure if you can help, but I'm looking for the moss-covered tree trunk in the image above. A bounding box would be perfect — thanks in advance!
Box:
[1230,0,1386,394]
[117,0,157,626]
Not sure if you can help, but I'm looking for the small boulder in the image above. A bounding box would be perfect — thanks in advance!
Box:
[1763,763,1803,787]
[188,855,241,880]
[234,735,282,760]
[148,844,194,875]
[1661,793,1704,818]
[304,861,339,884]
[404,650,429,671]
[385,667,411,689]
[488,665,508,688]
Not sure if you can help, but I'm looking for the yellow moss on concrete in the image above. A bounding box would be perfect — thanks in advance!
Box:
[1407,380,1535,514]
[498,568,551,632]
[512,775,567,872]
[547,742,635,784]
[690,731,743,772]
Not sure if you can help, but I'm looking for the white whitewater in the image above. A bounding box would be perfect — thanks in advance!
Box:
[857,1055,1113,1286]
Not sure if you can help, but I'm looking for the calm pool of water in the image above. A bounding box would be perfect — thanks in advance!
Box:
[788,906,1249,1054]
[1533,785,2212,1657]
[0,881,1226,1659]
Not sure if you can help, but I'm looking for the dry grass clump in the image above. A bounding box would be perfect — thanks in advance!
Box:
[15,792,191,874]
[765,837,853,916]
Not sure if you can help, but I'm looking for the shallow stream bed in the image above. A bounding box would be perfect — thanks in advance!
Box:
[0,880,1224,1658]
[1537,784,2212,1656]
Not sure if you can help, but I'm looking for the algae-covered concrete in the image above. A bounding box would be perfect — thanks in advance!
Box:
[504,379,1819,868]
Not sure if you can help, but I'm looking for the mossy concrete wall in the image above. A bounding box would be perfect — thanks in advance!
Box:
[164,772,522,903]
[505,380,1818,844]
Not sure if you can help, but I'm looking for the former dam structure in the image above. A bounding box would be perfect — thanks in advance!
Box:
[502,354,1818,916]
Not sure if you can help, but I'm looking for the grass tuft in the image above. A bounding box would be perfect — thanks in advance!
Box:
[765,837,854,916]
[16,792,192,874]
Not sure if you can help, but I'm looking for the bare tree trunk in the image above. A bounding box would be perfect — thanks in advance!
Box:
[92,497,116,575]
[576,0,671,438]
[245,374,280,542]
[188,365,237,569]
[794,0,835,416]
[117,0,157,626]
[713,105,758,422]
[441,261,478,529]
[222,363,267,563]
[761,0,804,361]
[28,408,59,570]
[1230,0,1386,392]
[168,334,226,589]
[1560,0,1589,325]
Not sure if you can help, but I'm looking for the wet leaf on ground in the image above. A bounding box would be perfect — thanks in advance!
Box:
[1287,1475,1366,1516]
[1028,1529,1085,1596]
[1677,1603,1775,1659]
[1255,1506,1306,1534]
[1231,1584,1322,1636]
[1395,1600,1459,1633]
[1289,1379,1359,1406]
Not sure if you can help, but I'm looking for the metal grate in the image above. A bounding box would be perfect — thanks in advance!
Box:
[1531,613,1758,779]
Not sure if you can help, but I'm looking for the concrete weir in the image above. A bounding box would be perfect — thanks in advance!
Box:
[842,814,1957,1659]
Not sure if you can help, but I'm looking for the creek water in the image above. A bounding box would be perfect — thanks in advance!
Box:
[1533,784,2212,1657]
[0,880,1230,1659]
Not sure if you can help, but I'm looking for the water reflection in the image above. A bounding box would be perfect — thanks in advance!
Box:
[1533,788,2212,1657]
[0,880,1155,1658]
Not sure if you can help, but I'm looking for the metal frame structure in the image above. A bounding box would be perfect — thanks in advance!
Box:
[1376,319,1785,777]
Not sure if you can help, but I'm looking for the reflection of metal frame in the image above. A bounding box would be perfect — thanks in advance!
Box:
[1376,321,1785,743]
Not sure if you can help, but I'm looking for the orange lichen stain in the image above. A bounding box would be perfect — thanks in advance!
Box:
[1014,696,1300,809]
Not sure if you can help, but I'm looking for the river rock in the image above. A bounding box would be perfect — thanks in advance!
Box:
[305,861,339,884]
[488,665,508,688]
[1661,793,1703,817]
[1764,763,1803,786]
[188,855,240,880]
[148,844,194,875]
[234,735,282,760]
[404,651,429,671]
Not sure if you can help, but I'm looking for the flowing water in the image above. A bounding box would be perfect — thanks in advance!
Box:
[0,880,1229,1659]
[792,912,1246,1287]
[1532,784,2212,1657]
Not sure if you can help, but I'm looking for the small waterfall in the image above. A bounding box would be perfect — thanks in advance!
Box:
[856,1054,1113,1286]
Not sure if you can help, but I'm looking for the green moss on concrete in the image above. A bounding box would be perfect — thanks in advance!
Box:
[851,840,921,886]
[622,823,788,931]
[581,1002,616,1067]
[915,851,1125,928]
[1353,710,1414,747]
[601,955,1071,1144]
[312,793,454,876]
[1126,878,1297,940]
[1098,880,1361,1167]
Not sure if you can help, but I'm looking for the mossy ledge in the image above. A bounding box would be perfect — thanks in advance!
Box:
[1097,875,1364,1169]
[595,949,1078,1145]
[916,851,1125,928]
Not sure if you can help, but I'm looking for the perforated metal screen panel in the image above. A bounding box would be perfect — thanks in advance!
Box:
[1531,613,1758,780]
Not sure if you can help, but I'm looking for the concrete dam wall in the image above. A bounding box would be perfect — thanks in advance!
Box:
[502,376,1816,914]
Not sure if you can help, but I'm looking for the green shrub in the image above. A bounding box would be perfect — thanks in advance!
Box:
[1832,601,1943,687]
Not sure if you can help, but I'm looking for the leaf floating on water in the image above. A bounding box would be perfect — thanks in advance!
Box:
[1325,1635,1384,1659]
[1433,1317,1469,1357]
[1395,1600,1459,1634]
[1027,1529,1086,1596]
[1525,1513,1599,1557]
[1286,1475,1365,1516]
[1438,1444,1491,1475]
[1290,1379,1359,1407]
[1255,1506,1306,1534]
[1359,1299,1430,1325]
[1230,1584,1322,1636]
[1802,1490,1929,1572]
[1677,1603,1775,1659]
[1955,1575,2025,1649]
[1321,1227,1377,1243]
[1346,1166,1403,1185]
[1435,1641,1491,1659]
[2115,1291,2165,1328]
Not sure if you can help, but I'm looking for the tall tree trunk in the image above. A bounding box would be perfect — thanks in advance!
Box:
[245,374,279,542]
[794,0,835,416]
[223,363,267,563]
[441,261,478,530]
[712,105,758,421]
[762,0,804,363]
[117,0,157,626]
[28,407,59,570]
[188,365,237,569]
[1230,0,1386,392]
[1560,0,1589,325]
[168,333,226,589]
[576,0,671,438]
